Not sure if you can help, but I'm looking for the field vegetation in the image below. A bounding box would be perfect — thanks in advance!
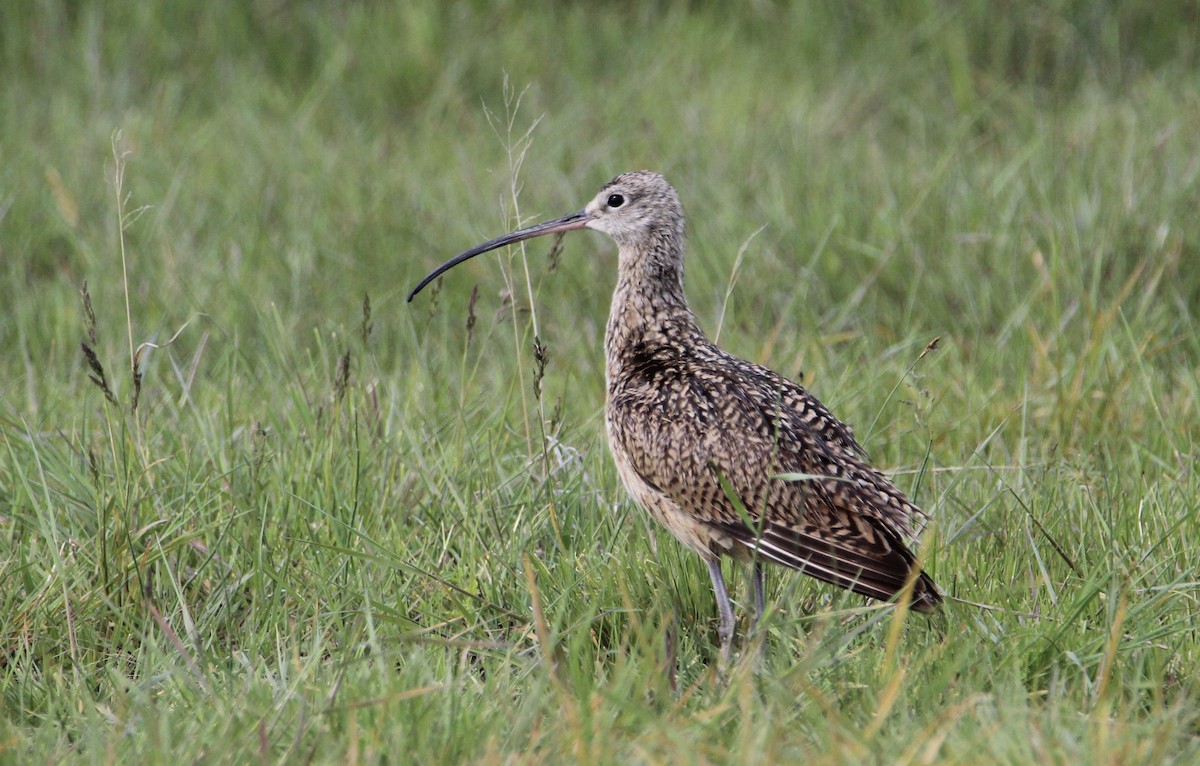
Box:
[2,1,1198,762]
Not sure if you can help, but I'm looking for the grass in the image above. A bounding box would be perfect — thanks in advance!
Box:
[2,0,1199,762]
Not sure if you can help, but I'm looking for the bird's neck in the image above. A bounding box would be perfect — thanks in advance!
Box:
[604,235,702,368]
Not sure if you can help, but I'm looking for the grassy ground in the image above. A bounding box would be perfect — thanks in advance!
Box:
[2,1,1199,763]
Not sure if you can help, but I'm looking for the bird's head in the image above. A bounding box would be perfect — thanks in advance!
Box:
[407,171,683,302]
[580,171,684,248]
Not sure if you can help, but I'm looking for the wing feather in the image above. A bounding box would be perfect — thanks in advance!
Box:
[607,342,941,611]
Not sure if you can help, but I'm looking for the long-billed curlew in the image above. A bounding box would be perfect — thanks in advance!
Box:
[409,171,941,659]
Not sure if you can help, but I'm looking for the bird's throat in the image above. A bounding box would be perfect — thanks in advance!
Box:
[604,239,700,388]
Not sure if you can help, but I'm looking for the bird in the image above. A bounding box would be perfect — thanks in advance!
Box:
[408,171,941,660]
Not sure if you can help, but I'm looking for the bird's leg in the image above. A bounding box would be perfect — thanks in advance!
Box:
[747,561,768,666]
[751,560,766,631]
[706,558,736,664]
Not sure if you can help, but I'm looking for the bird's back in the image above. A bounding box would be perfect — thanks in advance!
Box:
[605,320,941,611]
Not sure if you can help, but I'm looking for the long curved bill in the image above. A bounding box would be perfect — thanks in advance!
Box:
[407,210,592,302]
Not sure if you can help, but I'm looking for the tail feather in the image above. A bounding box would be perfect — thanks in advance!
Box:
[713,517,942,612]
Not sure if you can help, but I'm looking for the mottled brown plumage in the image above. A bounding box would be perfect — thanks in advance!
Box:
[410,171,941,658]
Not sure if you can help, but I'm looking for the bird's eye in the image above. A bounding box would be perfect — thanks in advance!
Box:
[607,193,625,208]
